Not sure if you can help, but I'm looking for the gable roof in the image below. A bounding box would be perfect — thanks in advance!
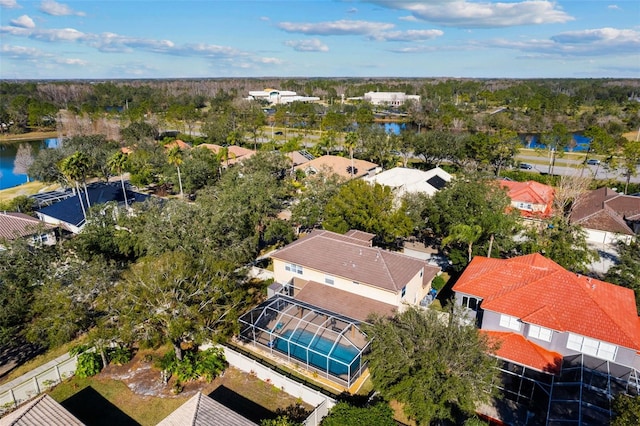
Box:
[570,187,640,235]
[196,144,256,166]
[157,392,256,426]
[0,212,54,241]
[484,331,562,374]
[364,167,452,197]
[500,180,554,217]
[163,139,192,151]
[453,254,640,351]
[287,150,315,166]
[272,229,439,292]
[295,155,378,180]
[0,394,84,425]
[36,182,151,229]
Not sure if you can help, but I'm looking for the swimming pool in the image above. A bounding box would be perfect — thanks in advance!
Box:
[274,329,360,376]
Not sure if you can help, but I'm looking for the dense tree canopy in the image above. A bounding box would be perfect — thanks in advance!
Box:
[364,307,500,425]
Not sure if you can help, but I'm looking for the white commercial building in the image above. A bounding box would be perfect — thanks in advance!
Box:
[247,89,320,105]
[363,91,420,106]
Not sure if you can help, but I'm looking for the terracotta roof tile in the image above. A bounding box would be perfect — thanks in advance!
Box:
[453,254,640,351]
[500,180,554,218]
[484,331,562,374]
[272,230,439,292]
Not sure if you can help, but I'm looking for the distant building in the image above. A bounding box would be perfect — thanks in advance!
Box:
[246,89,320,105]
[363,91,420,106]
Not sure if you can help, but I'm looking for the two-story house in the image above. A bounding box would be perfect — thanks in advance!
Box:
[270,229,440,321]
[453,253,640,424]
[499,179,554,219]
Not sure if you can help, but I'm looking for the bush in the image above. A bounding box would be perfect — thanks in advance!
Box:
[431,275,446,291]
[108,346,133,365]
[75,352,103,378]
[156,347,227,383]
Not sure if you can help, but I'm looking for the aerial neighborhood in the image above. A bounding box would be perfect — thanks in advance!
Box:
[1,78,640,426]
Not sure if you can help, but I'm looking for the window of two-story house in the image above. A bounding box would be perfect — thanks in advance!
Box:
[516,202,533,211]
[285,263,303,275]
[528,324,553,342]
[462,296,479,311]
[499,314,521,331]
[566,333,617,361]
[324,275,334,285]
[401,286,406,298]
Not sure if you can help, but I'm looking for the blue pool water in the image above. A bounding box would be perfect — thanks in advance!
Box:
[274,329,360,376]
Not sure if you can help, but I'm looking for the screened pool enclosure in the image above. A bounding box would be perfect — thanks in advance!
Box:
[238,295,370,388]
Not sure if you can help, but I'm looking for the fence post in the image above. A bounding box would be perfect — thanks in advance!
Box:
[32,377,40,394]
[55,365,61,382]
[9,389,16,409]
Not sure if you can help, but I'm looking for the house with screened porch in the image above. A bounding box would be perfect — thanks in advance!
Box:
[238,229,440,391]
[453,253,640,424]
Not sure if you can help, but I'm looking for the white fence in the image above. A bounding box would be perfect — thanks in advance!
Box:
[219,345,336,426]
[0,352,78,415]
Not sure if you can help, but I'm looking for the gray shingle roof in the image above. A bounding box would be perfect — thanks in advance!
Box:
[0,394,84,426]
[157,392,257,426]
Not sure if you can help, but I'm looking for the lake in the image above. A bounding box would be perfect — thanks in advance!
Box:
[0,138,59,191]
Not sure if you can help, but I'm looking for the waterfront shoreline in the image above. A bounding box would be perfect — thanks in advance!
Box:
[0,131,59,144]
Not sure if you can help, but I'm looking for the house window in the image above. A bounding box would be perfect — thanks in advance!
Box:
[420,269,423,278]
[324,275,334,285]
[285,263,303,275]
[499,314,521,331]
[353,281,359,285]
[462,296,478,311]
[516,202,533,211]
[566,333,617,361]
[401,286,406,298]
[528,324,552,342]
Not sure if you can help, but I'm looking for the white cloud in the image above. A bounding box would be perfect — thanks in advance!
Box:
[10,14,35,28]
[0,25,86,42]
[368,0,573,28]
[398,15,419,22]
[40,0,85,17]
[260,16,270,21]
[284,38,329,52]
[369,29,444,42]
[607,5,620,10]
[486,28,640,57]
[277,19,394,35]
[0,0,20,9]
[57,57,87,66]
[347,7,358,14]
[0,44,49,59]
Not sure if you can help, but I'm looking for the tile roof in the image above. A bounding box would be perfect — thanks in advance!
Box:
[157,392,256,426]
[570,187,640,235]
[484,331,562,374]
[295,155,378,180]
[295,280,397,321]
[453,254,640,351]
[0,212,54,240]
[163,139,192,151]
[500,180,554,218]
[196,144,256,165]
[272,230,440,292]
[0,394,84,425]
[363,167,452,197]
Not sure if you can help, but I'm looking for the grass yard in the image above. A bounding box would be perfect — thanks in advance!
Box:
[46,347,313,426]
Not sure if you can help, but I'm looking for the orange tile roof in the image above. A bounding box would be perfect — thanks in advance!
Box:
[164,139,192,150]
[196,144,256,165]
[453,254,640,351]
[484,331,562,373]
[500,180,554,218]
[294,155,378,180]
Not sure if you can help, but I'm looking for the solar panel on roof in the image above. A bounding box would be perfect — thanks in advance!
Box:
[427,175,447,190]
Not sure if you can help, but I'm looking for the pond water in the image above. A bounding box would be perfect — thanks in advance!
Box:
[0,138,59,191]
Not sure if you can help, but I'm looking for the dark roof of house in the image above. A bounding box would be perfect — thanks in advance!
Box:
[0,212,54,240]
[36,182,151,228]
[272,229,440,292]
[0,394,84,425]
[453,254,640,351]
[157,392,256,426]
[570,187,640,235]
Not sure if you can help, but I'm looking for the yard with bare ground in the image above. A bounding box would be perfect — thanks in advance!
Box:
[46,347,313,426]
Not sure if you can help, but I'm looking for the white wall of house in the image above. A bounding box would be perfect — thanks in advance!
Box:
[273,258,426,308]
[584,229,633,245]
[510,200,547,215]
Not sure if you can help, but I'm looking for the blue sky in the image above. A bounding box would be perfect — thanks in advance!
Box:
[0,0,638,79]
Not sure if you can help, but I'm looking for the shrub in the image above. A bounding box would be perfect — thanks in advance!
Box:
[431,275,446,291]
[75,352,103,378]
[69,344,90,357]
[156,347,227,383]
[108,347,133,365]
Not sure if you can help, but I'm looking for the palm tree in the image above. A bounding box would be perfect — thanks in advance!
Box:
[344,132,358,178]
[442,223,483,263]
[167,146,184,198]
[108,150,130,209]
[60,152,93,221]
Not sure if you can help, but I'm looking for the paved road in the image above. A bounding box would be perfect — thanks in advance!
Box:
[515,154,640,184]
